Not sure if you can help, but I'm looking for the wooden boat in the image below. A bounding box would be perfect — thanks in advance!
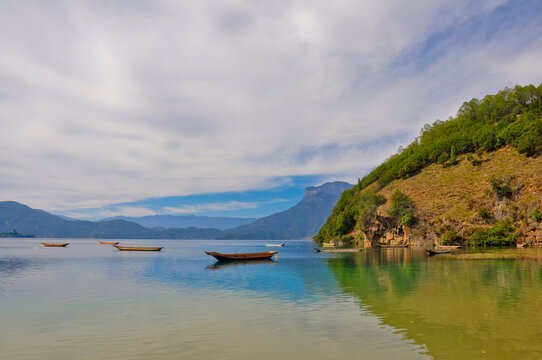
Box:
[322,242,336,248]
[113,245,163,251]
[98,241,119,245]
[376,244,409,248]
[205,251,278,261]
[426,249,451,255]
[435,245,461,250]
[314,248,361,253]
[265,243,285,247]
[516,243,528,248]
[41,242,69,247]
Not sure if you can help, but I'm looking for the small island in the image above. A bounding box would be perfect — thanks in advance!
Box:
[0,229,35,238]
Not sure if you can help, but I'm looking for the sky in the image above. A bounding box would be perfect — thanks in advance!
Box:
[1,0,542,219]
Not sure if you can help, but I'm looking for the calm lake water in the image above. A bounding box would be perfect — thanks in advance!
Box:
[1,239,541,360]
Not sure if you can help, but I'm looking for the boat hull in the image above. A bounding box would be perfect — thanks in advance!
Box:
[113,245,163,251]
[205,251,278,261]
[426,249,451,255]
[265,243,284,247]
[98,241,120,245]
[376,244,409,248]
[41,243,69,247]
[435,245,461,250]
[315,248,361,253]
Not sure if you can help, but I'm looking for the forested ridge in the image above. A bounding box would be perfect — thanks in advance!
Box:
[316,84,542,245]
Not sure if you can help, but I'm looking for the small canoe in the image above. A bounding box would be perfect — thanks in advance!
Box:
[436,245,461,250]
[314,248,361,253]
[426,249,451,255]
[205,251,278,261]
[376,244,409,248]
[41,242,69,247]
[265,243,285,247]
[322,243,336,248]
[516,243,527,248]
[98,241,120,245]
[113,245,163,251]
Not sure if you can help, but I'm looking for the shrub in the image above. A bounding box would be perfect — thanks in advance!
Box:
[333,211,356,236]
[489,176,514,199]
[357,192,387,226]
[441,229,465,245]
[388,191,416,226]
[401,213,417,226]
[477,207,492,220]
[449,145,458,165]
[468,219,518,247]
[534,209,542,222]
[339,234,355,247]
[437,153,449,164]
[471,159,482,166]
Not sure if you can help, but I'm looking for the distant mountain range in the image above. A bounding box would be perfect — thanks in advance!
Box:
[104,214,257,231]
[0,201,221,239]
[0,181,351,239]
[223,181,352,239]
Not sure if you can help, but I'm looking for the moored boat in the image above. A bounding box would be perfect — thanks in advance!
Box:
[98,241,120,245]
[426,249,451,255]
[204,251,278,261]
[435,245,461,250]
[265,243,285,247]
[322,242,336,248]
[41,242,69,247]
[516,243,528,248]
[113,245,163,251]
[314,248,361,253]
[376,244,409,248]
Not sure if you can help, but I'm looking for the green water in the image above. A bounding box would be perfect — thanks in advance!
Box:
[0,240,540,359]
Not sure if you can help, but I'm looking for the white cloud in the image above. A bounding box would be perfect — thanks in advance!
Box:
[1,0,541,212]
[163,201,259,214]
[64,206,157,220]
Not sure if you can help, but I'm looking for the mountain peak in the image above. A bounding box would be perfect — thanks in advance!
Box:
[223,181,352,239]
[304,181,352,198]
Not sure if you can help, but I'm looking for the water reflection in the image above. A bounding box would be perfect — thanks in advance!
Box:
[206,259,276,270]
[1,239,541,359]
[0,258,45,278]
[327,249,542,359]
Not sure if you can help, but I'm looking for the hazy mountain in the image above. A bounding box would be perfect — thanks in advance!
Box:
[104,214,257,230]
[0,201,220,239]
[222,181,352,239]
[0,181,351,239]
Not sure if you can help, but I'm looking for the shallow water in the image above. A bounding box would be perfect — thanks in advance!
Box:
[0,239,540,359]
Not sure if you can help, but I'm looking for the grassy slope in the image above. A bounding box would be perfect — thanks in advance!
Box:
[337,147,541,245]
[377,147,541,230]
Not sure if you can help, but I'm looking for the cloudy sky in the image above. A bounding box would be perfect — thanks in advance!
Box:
[1,0,542,219]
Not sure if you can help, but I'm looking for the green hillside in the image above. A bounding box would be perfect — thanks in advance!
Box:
[315,84,542,247]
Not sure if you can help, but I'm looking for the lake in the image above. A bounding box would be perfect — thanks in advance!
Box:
[1,239,541,359]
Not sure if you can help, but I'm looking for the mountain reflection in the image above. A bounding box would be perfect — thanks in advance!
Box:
[0,258,45,278]
[326,249,542,360]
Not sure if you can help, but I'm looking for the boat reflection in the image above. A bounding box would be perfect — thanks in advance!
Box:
[206,259,276,270]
